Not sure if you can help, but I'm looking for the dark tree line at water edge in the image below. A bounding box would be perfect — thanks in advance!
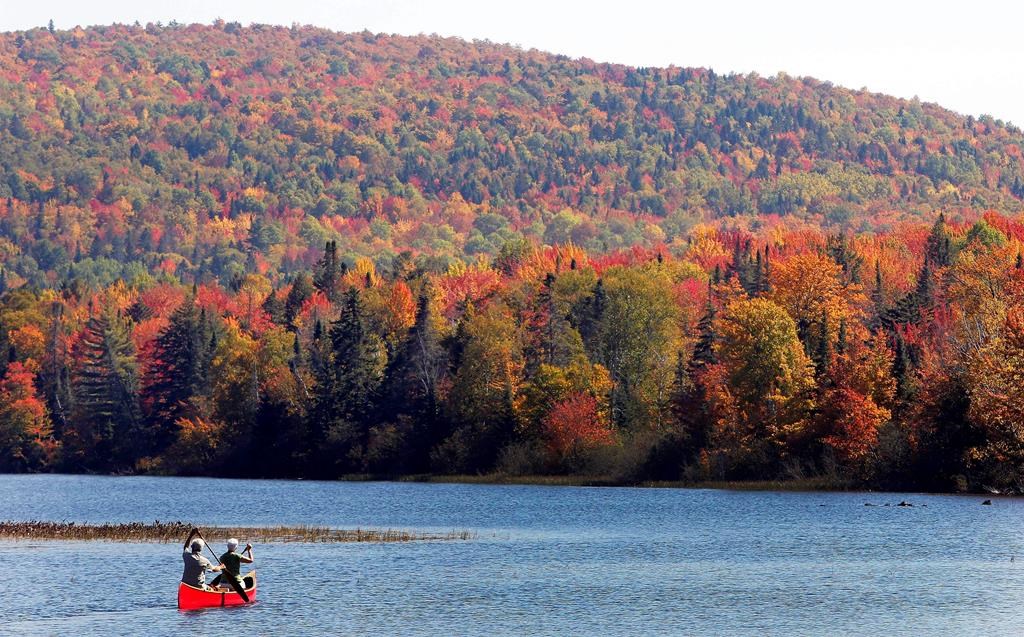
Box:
[1,213,1023,492]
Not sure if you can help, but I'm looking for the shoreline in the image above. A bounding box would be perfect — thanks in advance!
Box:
[399,474,894,493]
[3,471,1000,496]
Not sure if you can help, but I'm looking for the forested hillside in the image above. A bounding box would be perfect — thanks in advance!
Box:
[2,23,1024,489]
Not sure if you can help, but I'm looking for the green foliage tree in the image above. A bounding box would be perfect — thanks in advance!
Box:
[437,304,523,473]
[598,267,681,429]
[285,272,315,329]
[925,213,954,267]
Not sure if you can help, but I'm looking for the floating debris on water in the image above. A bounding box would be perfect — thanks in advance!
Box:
[0,520,475,543]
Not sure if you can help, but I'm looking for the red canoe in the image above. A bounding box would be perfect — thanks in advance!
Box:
[177,571,256,610]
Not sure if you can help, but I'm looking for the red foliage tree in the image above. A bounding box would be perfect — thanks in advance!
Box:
[542,392,614,458]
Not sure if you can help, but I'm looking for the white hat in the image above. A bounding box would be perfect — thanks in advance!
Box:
[227,538,239,551]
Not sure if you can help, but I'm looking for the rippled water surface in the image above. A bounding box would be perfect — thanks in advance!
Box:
[0,474,1021,636]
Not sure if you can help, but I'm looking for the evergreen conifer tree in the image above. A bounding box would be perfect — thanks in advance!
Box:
[672,281,717,454]
[313,240,340,302]
[284,272,314,329]
[376,286,448,472]
[69,309,142,470]
[145,295,214,451]
[311,288,383,475]
[925,213,953,267]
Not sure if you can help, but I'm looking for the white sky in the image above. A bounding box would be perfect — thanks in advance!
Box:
[4,0,1023,125]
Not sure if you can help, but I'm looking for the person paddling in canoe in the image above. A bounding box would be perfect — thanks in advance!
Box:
[182,529,225,591]
[212,538,254,592]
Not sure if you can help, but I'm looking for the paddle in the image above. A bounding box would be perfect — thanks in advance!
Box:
[194,528,250,604]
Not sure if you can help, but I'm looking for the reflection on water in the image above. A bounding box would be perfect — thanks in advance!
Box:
[0,475,1021,636]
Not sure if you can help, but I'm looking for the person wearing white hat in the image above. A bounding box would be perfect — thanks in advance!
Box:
[181,528,224,590]
[215,537,254,592]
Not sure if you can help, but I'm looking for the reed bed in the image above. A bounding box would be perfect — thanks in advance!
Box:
[0,520,474,543]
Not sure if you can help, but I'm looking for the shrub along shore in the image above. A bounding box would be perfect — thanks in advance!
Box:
[0,520,474,543]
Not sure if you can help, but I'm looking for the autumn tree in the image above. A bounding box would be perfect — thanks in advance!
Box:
[959,306,1024,483]
[817,387,889,464]
[711,297,815,475]
[597,267,681,430]
[0,362,53,471]
[542,393,614,461]
[437,304,524,473]
[770,251,859,357]
[522,356,612,440]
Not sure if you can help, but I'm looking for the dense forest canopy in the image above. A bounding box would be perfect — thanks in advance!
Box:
[2,23,1024,490]
[0,22,1022,287]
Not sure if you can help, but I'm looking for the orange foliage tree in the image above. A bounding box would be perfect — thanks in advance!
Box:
[0,362,54,470]
[817,388,890,464]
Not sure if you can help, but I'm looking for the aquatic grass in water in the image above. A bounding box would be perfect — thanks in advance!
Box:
[0,520,474,543]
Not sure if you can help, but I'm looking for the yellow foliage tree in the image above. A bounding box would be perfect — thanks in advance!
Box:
[713,297,815,472]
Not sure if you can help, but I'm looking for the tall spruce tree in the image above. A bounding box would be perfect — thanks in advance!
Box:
[537,273,558,367]
[313,240,341,302]
[311,288,384,475]
[913,257,935,314]
[574,278,606,359]
[672,281,717,455]
[925,213,953,267]
[827,233,864,284]
[284,272,314,329]
[376,286,448,472]
[871,260,885,322]
[882,258,936,327]
[145,296,215,451]
[68,308,142,471]
[690,282,717,370]
[261,287,286,325]
[892,332,914,411]
[760,247,771,294]
[813,312,832,384]
[39,301,72,440]
[727,239,759,295]
[752,251,764,296]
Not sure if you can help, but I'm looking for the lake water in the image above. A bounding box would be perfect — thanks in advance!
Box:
[0,475,1021,636]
